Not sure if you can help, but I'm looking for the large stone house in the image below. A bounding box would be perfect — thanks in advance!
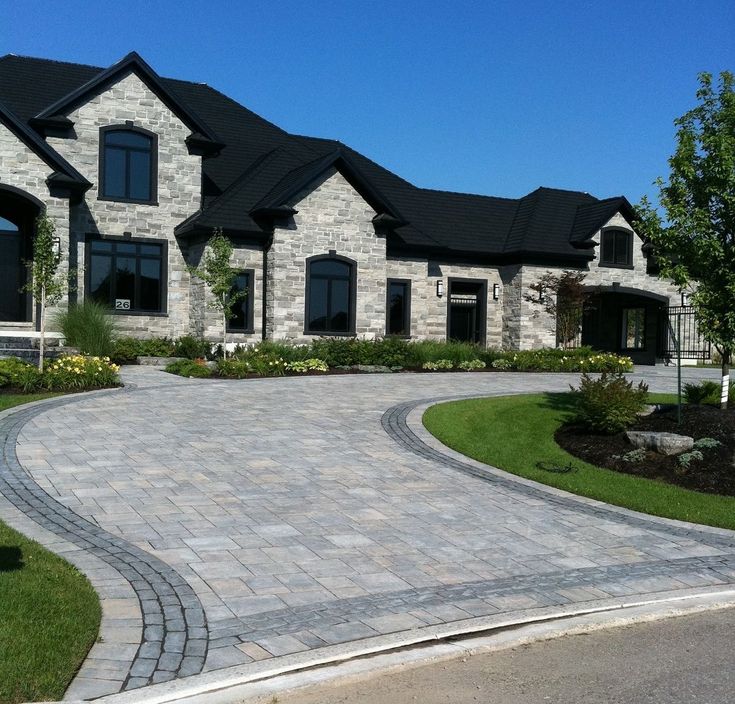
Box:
[0,51,684,364]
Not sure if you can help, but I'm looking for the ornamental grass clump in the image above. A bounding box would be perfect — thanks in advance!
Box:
[55,301,117,357]
[571,372,649,434]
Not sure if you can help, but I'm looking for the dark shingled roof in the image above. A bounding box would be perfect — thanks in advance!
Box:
[0,53,637,262]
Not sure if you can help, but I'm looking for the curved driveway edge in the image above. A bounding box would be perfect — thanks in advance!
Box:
[0,391,208,699]
[4,365,734,701]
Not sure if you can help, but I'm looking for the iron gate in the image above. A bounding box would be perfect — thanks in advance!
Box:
[659,306,711,361]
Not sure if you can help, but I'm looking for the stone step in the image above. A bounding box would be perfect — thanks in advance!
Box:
[0,336,63,349]
[0,347,74,364]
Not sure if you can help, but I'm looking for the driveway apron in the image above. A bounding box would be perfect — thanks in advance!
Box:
[4,366,734,697]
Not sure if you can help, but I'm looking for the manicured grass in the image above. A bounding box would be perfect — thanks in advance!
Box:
[423,392,735,531]
[0,393,101,703]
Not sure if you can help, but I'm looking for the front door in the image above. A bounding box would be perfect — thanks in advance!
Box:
[447,279,486,344]
[0,218,29,322]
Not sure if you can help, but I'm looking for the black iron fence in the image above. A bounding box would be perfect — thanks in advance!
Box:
[659,306,711,361]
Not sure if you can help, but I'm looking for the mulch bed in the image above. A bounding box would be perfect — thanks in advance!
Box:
[556,405,735,496]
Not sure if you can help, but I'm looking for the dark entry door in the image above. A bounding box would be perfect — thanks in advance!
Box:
[0,225,28,321]
[582,292,662,365]
[448,280,486,344]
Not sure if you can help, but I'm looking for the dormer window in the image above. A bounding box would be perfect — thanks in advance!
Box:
[600,229,633,267]
[100,126,157,203]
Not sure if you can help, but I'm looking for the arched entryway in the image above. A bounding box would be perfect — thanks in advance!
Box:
[582,287,669,365]
[0,185,42,323]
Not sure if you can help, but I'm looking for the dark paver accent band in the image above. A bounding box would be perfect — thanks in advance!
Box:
[381,396,735,551]
[0,393,208,690]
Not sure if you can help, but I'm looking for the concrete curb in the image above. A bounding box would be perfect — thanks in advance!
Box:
[53,587,735,704]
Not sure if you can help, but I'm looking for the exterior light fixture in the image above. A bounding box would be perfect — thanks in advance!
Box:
[436,279,444,298]
[52,236,61,257]
[493,283,500,300]
[538,287,545,303]
[681,291,690,306]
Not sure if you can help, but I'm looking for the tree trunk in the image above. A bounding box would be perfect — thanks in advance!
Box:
[222,311,228,360]
[721,349,731,410]
[38,286,45,372]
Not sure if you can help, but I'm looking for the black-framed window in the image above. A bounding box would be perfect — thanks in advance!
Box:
[100,126,157,203]
[305,255,356,335]
[387,279,411,336]
[600,230,633,267]
[227,270,254,332]
[86,238,166,313]
[621,307,646,350]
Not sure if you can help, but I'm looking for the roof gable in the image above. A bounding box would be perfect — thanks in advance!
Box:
[32,52,222,149]
[0,99,91,194]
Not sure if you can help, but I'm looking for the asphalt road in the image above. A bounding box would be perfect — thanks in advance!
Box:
[269,608,735,704]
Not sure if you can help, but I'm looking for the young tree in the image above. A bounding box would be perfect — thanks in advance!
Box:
[523,271,590,349]
[188,228,245,359]
[24,214,66,371]
[636,71,734,408]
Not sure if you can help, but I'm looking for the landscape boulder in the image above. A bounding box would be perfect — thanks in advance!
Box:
[625,431,694,456]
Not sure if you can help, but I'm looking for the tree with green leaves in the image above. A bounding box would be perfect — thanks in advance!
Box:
[188,228,245,359]
[636,71,734,408]
[24,214,66,371]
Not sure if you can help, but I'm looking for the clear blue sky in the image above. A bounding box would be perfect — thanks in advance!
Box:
[3,1,733,203]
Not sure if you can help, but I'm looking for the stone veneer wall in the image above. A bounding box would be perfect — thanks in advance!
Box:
[506,213,680,350]
[188,241,264,344]
[47,71,202,338]
[385,258,504,346]
[0,122,71,325]
[267,168,386,342]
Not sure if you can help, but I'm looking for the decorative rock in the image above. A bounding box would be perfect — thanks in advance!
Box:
[137,356,187,367]
[626,431,694,456]
[638,403,675,417]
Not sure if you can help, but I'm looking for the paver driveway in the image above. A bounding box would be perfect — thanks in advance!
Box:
[4,366,735,698]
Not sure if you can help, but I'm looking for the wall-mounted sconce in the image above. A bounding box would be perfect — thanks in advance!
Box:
[52,236,61,257]
[436,279,444,298]
[538,287,545,303]
[681,291,690,306]
[493,283,500,301]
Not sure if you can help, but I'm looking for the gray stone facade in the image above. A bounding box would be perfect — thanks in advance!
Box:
[0,71,680,357]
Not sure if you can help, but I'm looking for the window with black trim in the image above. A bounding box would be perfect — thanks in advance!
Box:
[600,230,633,267]
[621,307,646,350]
[227,270,254,332]
[87,238,165,313]
[100,127,157,203]
[305,255,356,334]
[387,279,411,336]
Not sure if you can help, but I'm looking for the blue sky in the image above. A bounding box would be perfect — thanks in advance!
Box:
[3,1,733,203]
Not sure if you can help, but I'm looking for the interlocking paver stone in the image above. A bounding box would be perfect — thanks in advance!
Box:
[2,365,734,696]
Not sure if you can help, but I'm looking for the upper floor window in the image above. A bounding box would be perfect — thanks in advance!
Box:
[600,229,633,267]
[305,255,356,335]
[100,127,157,203]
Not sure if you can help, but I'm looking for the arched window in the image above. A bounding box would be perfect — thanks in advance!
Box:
[305,255,356,334]
[100,126,157,203]
[600,229,633,267]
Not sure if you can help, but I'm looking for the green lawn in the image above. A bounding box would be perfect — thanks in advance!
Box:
[423,392,735,531]
[0,394,101,703]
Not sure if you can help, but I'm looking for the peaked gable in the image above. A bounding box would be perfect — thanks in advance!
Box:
[32,52,222,153]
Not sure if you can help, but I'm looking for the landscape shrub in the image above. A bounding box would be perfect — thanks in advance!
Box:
[285,358,329,373]
[571,372,649,434]
[217,350,286,377]
[173,336,212,360]
[55,301,117,357]
[683,379,732,406]
[0,355,120,392]
[422,359,454,370]
[164,359,212,378]
[457,359,486,371]
[110,336,143,364]
[44,355,120,391]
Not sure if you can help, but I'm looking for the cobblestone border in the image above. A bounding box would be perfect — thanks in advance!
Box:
[0,392,208,691]
[381,396,735,549]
